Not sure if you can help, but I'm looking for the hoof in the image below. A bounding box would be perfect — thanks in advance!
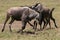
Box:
[10,30,12,32]
[17,30,23,34]
[1,29,4,32]
[17,31,20,33]
[56,27,58,28]
[40,29,43,31]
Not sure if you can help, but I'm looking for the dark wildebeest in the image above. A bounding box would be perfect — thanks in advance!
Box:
[1,7,42,33]
[31,3,58,30]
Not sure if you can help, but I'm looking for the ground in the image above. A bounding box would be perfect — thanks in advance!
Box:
[0,0,60,40]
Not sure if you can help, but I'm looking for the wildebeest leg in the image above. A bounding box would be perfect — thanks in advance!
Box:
[28,22,34,29]
[39,20,42,30]
[43,20,46,30]
[43,18,50,30]
[9,18,14,32]
[34,20,37,31]
[48,19,51,29]
[17,21,27,33]
[51,17,58,28]
[44,19,50,29]
[2,15,10,32]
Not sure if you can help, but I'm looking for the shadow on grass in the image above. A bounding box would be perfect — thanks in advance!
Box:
[46,28,55,30]
[36,27,56,31]
[17,31,35,35]
[24,31,35,34]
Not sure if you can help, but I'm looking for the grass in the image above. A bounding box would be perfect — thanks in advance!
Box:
[0,0,60,40]
[0,28,59,40]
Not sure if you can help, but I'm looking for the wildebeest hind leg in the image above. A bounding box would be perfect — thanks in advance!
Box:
[48,20,51,29]
[2,14,10,32]
[9,18,14,32]
[51,17,58,28]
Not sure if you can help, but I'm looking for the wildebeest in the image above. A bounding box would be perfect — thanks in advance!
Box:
[1,7,42,33]
[30,3,58,30]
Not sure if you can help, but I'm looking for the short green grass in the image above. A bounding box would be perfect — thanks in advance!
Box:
[0,0,60,40]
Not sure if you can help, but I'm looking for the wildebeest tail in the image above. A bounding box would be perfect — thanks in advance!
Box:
[49,8,55,16]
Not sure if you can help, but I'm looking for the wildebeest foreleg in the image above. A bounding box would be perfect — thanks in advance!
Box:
[43,21,46,30]
[34,20,37,31]
[28,21,34,29]
[17,21,27,33]
[39,20,42,30]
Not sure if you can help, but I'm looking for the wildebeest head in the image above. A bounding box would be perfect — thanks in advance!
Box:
[31,3,43,13]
